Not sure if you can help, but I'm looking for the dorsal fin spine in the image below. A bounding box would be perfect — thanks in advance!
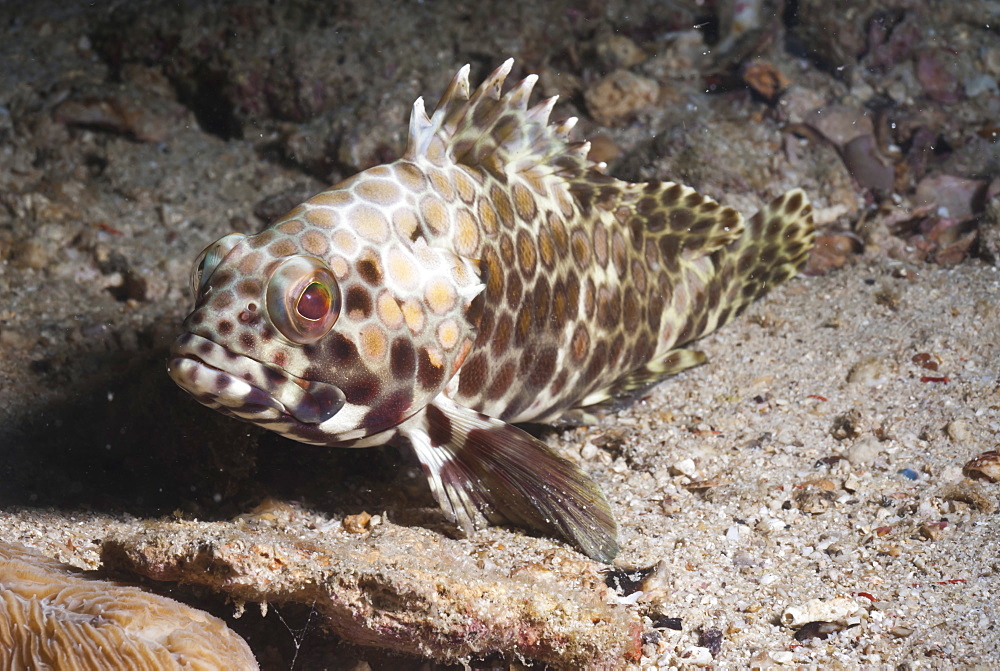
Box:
[403,59,595,181]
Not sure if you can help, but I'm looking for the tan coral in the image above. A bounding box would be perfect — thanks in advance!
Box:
[0,541,258,671]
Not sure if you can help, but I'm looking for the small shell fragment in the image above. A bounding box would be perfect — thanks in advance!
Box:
[781,596,863,629]
[963,451,1000,482]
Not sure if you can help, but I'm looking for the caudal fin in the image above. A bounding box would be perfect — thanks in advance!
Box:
[400,395,619,562]
[684,188,815,343]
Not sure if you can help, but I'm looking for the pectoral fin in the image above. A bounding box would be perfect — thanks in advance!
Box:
[398,394,619,562]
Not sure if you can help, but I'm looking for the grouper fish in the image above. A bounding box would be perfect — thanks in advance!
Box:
[167,59,814,562]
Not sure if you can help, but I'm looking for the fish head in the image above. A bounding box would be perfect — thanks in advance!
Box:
[167,189,484,446]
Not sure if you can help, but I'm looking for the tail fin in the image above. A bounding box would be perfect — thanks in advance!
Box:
[687,188,815,342]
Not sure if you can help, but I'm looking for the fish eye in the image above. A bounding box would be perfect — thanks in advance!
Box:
[190,233,246,299]
[266,256,341,345]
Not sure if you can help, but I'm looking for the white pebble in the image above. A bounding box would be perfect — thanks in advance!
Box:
[678,646,714,666]
[671,457,698,477]
[847,437,881,465]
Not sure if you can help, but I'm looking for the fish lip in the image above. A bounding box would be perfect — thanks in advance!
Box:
[167,333,345,426]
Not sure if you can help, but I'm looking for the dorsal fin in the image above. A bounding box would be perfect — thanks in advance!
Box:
[404,59,594,180]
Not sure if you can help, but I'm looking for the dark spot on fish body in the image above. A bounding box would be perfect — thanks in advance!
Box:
[530,346,557,390]
[550,212,569,255]
[593,224,609,268]
[505,270,523,308]
[196,340,214,358]
[689,216,716,236]
[608,334,625,369]
[583,278,596,319]
[390,338,416,379]
[514,304,532,346]
[623,288,640,331]
[211,291,234,310]
[550,278,567,329]
[533,277,550,324]
[492,313,512,356]
[765,216,784,238]
[537,226,556,270]
[356,258,382,285]
[491,185,515,228]
[596,287,612,328]
[250,230,275,249]
[499,232,515,265]
[785,191,803,214]
[668,208,694,232]
[785,240,806,259]
[550,369,568,396]
[572,184,594,215]
[473,308,495,348]
[362,389,411,431]
[658,235,680,271]
[483,249,504,302]
[236,279,262,299]
[707,279,722,313]
[516,228,537,277]
[571,324,590,363]
[637,196,657,216]
[684,192,703,209]
[488,361,516,400]
[759,243,779,266]
[693,312,709,340]
[342,373,380,405]
[582,340,607,390]
[570,229,591,268]
[457,352,486,396]
[564,272,581,323]
[326,332,358,365]
[611,230,628,277]
[465,290,485,328]
[647,292,664,332]
[683,234,707,253]
[716,306,733,329]
[630,216,649,244]
[512,182,537,223]
[190,312,205,326]
[661,184,683,206]
[425,403,452,446]
[217,320,234,336]
[211,270,234,289]
[596,185,618,210]
[517,346,535,376]
[721,208,740,230]
[239,332,256,351]
[344,286,373,319]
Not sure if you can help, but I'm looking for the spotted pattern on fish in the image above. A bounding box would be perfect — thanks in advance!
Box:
[168,59,814,562]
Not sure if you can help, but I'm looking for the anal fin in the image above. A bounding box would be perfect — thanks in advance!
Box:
[399,395,619,562]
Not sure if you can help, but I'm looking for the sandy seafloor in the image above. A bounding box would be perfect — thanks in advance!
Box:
[1,0,998,668]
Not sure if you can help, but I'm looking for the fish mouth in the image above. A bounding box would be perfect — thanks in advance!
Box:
[167,333,345,426]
